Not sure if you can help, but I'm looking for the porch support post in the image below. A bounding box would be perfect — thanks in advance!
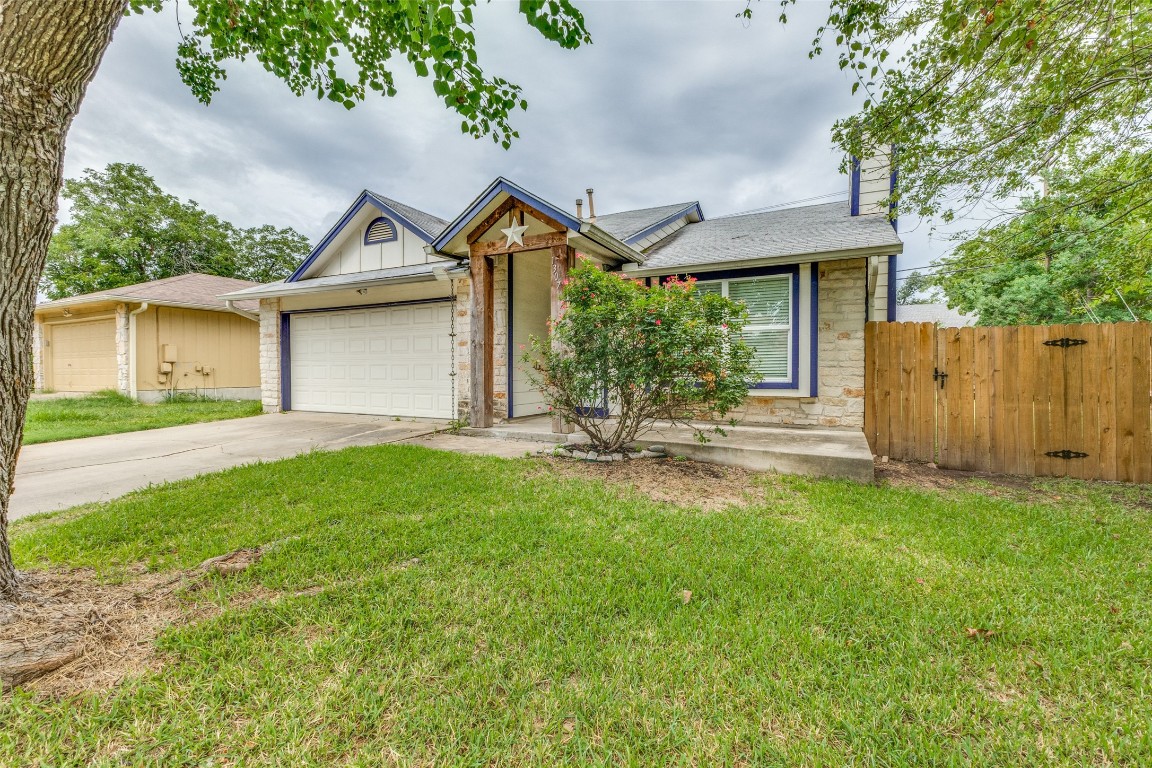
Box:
[469,246,494,428]
[550,243,576,434]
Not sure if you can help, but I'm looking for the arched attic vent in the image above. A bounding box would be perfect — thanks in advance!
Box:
[364,216,398,244]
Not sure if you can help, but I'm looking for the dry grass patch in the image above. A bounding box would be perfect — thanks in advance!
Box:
[0,550,273,698]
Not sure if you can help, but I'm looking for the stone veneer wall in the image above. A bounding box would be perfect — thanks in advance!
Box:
[258,297,282,412]
[115,303,130,395]
[32,319,44,392]
[735,257,867,428]
[452,255,511,424]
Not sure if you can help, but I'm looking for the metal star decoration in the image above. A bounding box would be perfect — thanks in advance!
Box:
[501,221,529,248]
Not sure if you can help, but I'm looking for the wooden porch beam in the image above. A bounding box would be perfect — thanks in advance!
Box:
[466,198,570,244]
[551,243,576,434]
[468,246,494,428]
[466,197,518,244]
[469,231,567,259]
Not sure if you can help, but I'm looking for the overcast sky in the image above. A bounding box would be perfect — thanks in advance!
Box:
[64,0,951,276]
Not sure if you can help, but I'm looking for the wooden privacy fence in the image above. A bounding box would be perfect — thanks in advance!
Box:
[865,321,1152,483]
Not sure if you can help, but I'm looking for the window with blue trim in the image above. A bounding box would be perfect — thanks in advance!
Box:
[364,216,398,244]
[697,275,792,383]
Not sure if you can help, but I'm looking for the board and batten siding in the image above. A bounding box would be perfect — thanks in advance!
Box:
[133,306,260,394]
[318,213,448,278]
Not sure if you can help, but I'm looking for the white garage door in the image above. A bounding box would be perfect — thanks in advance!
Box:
[289,303,454,418]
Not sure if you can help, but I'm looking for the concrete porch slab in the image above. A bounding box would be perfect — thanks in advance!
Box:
[463,418,875,483]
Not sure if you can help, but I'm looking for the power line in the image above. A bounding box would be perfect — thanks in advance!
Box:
[714,191,848,219]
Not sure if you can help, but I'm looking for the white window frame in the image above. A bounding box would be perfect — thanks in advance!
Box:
[696,273,794,385]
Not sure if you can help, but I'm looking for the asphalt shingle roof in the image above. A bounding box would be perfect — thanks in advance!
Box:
[639,201,902,270]
[367,192,450,238]
[38,273,261,312]
[593,202,699,241]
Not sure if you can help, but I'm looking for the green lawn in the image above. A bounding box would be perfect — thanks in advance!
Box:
[23,391,263,444]
[6,447,1152,765]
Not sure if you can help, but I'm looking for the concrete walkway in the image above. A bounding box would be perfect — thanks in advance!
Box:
[11,413,451,521]
[463,416,875,482]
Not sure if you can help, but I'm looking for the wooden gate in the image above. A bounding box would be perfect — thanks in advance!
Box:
[865,321,1152,483]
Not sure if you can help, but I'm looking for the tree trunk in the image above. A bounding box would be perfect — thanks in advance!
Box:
[0,0,128,601]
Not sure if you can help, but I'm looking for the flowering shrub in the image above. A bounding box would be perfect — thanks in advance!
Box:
[523,262,755,453]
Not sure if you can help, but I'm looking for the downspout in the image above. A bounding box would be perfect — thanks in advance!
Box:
[225,300,260,322]
[128,302,149,399]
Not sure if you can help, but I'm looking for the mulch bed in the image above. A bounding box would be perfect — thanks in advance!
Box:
[540,455,765,510]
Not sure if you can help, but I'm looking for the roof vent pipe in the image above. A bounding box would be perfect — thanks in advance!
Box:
[585,188,596,221]
[576,198,583,219]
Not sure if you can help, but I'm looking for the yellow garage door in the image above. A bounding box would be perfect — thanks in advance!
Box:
[48,319,117,392]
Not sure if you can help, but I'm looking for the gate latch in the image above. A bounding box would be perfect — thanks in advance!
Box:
[1043,337,1088,348]
[933,367,948,389]
[1044,449,1089,460]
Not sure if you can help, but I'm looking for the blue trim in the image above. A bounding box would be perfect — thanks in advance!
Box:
[506,256,514,418]
[364,216,399,245]
[888,155,899,232]
[809,264,819,397]
[282,297,451,317]
[279,312,292,411]
[431,177,583,250]
[849,156,861,217]
[623,202,705,245]
[287,191,438,282]
[886,254,897,322]
[660,263,802,389]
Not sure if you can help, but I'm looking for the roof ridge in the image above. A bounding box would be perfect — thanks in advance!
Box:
[365,190,450,230]
[598,201,698,218]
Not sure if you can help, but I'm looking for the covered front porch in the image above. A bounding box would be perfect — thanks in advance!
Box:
[430,179,644,433]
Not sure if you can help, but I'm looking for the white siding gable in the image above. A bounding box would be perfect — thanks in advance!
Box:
[305,207,448,280]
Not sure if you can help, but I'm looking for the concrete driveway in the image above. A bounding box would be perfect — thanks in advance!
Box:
[11,412,447,521]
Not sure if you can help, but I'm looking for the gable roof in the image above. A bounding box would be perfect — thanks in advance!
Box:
[431,177,584,252]
[37,273,261,312]
[288,190,448,282]
[594,201,702,243]
[633,201,902,272]
[364,191,449,239]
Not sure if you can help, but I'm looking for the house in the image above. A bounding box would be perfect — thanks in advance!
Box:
[34,273,262,401]
[220,152,901,431]
[896,303,975,327]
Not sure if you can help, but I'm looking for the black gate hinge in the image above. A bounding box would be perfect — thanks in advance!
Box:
[1044,449,1089,460]
[933,367,948,389]
[1043,337,1088,348]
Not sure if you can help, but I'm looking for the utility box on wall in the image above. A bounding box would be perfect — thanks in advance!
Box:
[161,344,178,363]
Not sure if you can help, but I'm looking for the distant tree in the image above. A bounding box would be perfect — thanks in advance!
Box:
[896,271,938,305]
[232,225,311,285]
[918,163,1152,325]
[42,164,308,298]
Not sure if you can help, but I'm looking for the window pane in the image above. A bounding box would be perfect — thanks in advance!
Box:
[694,280,722,297]
[729,277,790,325]
[744,328,790,380]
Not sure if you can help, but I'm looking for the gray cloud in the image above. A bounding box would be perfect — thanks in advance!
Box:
[66,1,942,271]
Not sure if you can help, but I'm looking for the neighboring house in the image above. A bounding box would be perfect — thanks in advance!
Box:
[221,152,901,430]
[34,273,262,401]
[896,303,975,327]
